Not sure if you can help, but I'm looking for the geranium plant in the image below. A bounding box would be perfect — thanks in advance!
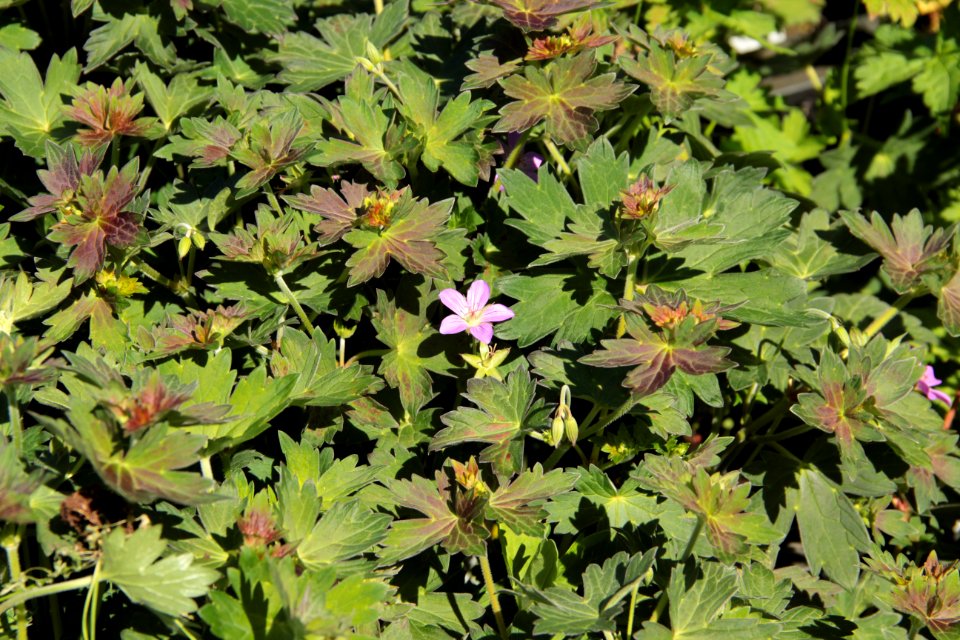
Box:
[1,1,960,639]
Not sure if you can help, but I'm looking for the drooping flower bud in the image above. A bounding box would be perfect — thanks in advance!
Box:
[551,413,565,448]
[564,412,579,446]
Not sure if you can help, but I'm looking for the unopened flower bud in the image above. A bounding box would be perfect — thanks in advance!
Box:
[178,235,192,259]
[551,414,564,448]
[564,413,579,446]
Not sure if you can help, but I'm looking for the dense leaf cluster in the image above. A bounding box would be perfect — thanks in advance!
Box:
[1,1,960,639]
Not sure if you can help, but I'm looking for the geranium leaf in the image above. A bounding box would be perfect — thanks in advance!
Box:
[487,464,576,536]
[494,54,634,145]
[796,468,870,589]
[432,370,542,476]
[841,209,952,294]
[0,48,80,158]
[101,525,220,617]
[271,2,408,91]
[485,0,602,31]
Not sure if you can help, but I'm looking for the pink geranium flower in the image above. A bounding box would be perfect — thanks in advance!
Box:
[438,280,514,344]
[918,366,952,406]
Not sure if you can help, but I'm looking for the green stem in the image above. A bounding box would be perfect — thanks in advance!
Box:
[110,137,120,169]
[0,575,96,617]
[544,397,638,470]
[274,272,316,339]
[862,292,917,341]
[572,444,589,467]
[82,559,103,640]
[5,386,22,458]
[752,424,812,443]
[185,243,197,289]
[134,258,188,300]
[479,546,509,640]
[616,252,640,338]
[344,349,389,367]
[503,129,532,171]
[264,183,285,217]
[626,581,641,637]
[649,516,703,624]
[768,441,805,466]
[542,139,572,176]
[3,530,28,640]
[199,456,214,480]
[138,139,165,186]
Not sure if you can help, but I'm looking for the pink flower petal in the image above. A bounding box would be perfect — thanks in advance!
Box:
[469,322,494,344]
[930,388,953,406]
[466,280,490,311]
[922,366,942,387]
[479,303,514,323]
[439,288,469,316]
[439,315,469,335]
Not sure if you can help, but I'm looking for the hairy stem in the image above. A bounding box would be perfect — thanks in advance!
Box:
[0,576,96,617]
[479,546,509,640]
[3,528,28,640]
[274,272,316,339]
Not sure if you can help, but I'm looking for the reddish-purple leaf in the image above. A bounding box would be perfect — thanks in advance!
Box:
[13,142,105,221]
[672,346,734,375]
[486,0,602,31]
[283,181,370,243]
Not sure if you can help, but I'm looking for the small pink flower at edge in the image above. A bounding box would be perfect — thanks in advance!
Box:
[438,280,515,344]
[918,366,953,406]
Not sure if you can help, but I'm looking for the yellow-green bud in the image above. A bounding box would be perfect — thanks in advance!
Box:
[564,413,578,446]
[551,414,565,448]
[178,235,192,259]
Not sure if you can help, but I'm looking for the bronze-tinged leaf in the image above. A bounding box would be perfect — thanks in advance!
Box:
[486,0,602,31]
[938,269,960,337]
[380,473,486,563]
[462,54,520,90]
[494,54,634,145]
[66,78,154,147]
[283,181,370,243]
[13,141,106,221]
[671,346,734,375]
[622,350,674,396]
[841,209,952,293]
[486,464,576,537]
[343,193,452,286]
[49,221,107,282]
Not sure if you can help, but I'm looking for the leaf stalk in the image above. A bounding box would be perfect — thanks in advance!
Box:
[479,545,509,640]
[274,271,317,339]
